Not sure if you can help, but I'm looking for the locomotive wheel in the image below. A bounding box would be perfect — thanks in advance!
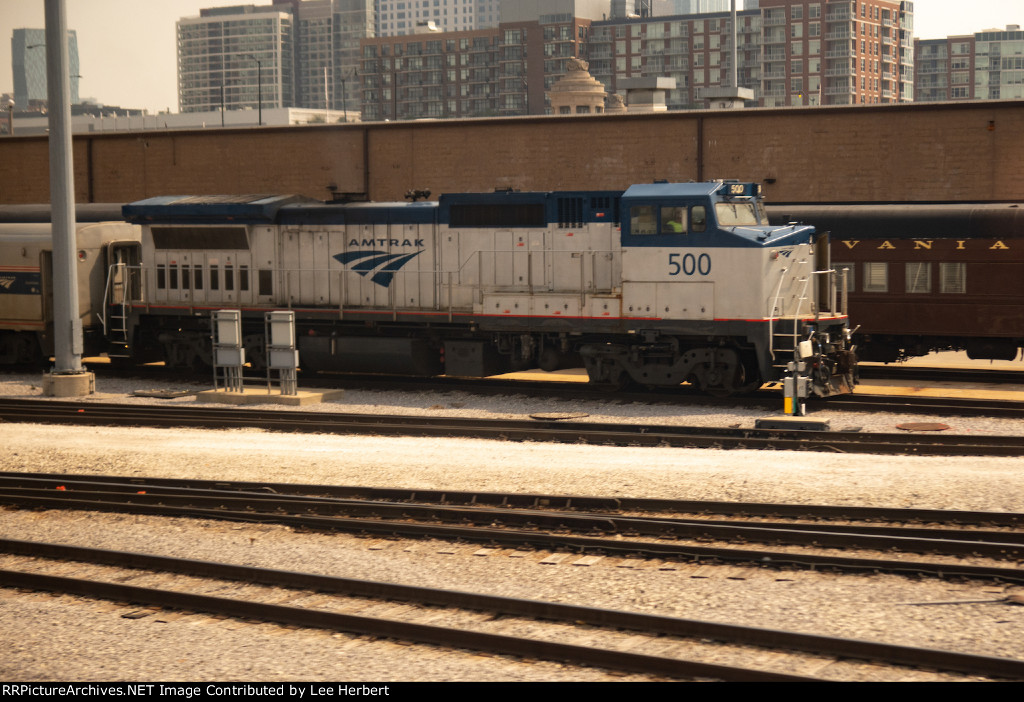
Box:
[585,364,634,391]
[699,360,750,398]
[611,370,643,391]
[590,368,632,391]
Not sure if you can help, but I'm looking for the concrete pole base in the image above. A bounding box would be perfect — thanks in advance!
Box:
[42,371,95,397]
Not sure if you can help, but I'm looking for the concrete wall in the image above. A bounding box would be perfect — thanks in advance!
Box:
[2,100,1022,206]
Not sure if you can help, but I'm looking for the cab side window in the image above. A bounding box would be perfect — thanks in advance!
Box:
[691,206,707,233]
[630,205,658,235]
[660,207,687,234]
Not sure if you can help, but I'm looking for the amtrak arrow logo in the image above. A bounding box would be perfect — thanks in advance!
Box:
[334,250,424,287]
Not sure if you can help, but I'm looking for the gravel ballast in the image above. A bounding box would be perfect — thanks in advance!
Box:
[1,371,1023,681]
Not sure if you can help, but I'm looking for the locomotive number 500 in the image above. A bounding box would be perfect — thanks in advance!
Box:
[668,253,711,277]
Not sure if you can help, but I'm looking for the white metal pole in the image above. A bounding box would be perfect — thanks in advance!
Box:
[45,0,83,374]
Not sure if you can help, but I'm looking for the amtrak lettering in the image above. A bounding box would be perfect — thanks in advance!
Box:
[840,239,1012,251]
[348,239,424,247]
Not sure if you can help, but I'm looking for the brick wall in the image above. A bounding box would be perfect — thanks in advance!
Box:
[1,101,1021,206]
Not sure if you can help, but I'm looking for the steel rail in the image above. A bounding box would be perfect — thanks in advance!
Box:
[14,474,1024,548]
[4,484,1022,561]
[2,399,1024,456]
[8,472,1023,527]
[4,492,1024,584]
[4,539,1023,681]
[0,569,811,682]
[820,393,1024,418]
[859,366,1024,385]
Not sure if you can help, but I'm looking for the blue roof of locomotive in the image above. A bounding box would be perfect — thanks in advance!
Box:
[122,190,624,227]
[121,185,814,245]
[280,201,438,226]
[622,182,723,199]
[122,194,309,223]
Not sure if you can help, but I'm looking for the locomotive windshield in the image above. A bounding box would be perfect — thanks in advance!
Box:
[715,201,764,227]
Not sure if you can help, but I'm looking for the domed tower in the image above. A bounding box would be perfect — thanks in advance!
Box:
[547,58,607,116]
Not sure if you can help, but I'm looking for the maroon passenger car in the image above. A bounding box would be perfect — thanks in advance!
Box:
[768,203,1024,362]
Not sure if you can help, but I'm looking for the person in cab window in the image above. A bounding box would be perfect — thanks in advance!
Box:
[661,206,686,234]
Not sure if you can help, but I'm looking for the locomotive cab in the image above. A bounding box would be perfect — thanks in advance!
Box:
[583,181,857,396]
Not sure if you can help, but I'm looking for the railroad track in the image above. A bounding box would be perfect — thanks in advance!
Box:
[824,393,1024,418]
[4,474,1023,585]
[1,398,1023,456]
[859,365,1024,385]
[7,367,1024,419]
[2,538,1021,682]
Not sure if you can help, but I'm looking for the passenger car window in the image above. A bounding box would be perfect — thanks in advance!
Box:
[833,263,855,292]
[905,262,931,294]
[939,262,966,294]
[863,262,887,292]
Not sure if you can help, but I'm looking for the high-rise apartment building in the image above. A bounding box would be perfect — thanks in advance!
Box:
[975,25,1024,100]
[359,15,592,120]
[745,0,913,107]
[804,0,913,106]
[292,0,375,114]
[500,1,598,115]
[360,0,602,119]
[177,1,373,114]
[589,7,764,109]
[12,27,80,109]
[178,5,296,113]
[376,0,501,37]
[360,27,501,120]
[589,0,912,109]
[915,25,1024,102]
[915,35,974,102]
[359,1,915,120]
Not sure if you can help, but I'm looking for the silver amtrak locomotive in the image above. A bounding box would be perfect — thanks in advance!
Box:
[108,181,856,397]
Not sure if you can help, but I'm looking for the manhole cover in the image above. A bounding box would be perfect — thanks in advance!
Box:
[896,422,950,432]
[529,412,589,421]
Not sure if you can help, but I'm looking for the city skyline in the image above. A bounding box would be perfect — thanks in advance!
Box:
[0,0,1019,114]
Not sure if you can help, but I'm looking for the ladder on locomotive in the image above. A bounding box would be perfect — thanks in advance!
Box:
[102,258,130,353]
[770,319,801,371]
[768,258,813,371]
